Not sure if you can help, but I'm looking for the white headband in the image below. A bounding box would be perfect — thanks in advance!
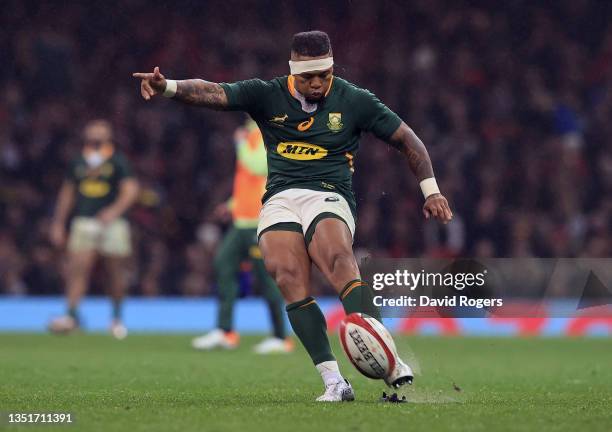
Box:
[289,57,334,75]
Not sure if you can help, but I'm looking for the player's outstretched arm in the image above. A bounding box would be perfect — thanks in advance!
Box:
[388,122,453,224]
[132,67,228,110]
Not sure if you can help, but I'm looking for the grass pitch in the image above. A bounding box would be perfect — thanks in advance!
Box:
[1,334,611,431]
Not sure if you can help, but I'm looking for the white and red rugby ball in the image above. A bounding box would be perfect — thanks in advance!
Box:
[339,313,398,380]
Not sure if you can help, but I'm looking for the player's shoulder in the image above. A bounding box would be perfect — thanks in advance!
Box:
[223,76,283,93]
[333,76,378,100]
[270,76,288,86]
[267,76,291,94]
[244,76,286,90]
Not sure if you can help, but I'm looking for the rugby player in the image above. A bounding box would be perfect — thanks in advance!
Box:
[49,120,139,339]
[133,31,452,401]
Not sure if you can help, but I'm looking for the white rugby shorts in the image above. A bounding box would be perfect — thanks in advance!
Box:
[68,217,132,257]
[257,188,355,242]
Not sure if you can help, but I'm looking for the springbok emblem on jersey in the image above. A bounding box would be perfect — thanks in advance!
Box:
[270,114,288,123]
[327,112,343,132]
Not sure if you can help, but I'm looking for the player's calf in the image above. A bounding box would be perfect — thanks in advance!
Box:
[286,297,354,401]
[338,279,381,320]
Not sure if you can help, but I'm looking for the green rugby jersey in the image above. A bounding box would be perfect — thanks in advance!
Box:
[67,152,134,217]
[220,75,402,216]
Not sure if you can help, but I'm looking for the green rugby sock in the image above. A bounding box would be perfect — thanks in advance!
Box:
[287,297,335,365]
[339,279,381,321]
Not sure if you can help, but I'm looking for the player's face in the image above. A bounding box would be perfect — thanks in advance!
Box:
[294,68,333,103]
[291,52,333,103]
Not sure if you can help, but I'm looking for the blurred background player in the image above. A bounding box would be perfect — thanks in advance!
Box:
[192,119,293,354]
[48,120,139,339]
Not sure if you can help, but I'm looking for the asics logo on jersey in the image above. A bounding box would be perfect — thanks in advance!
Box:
[297,117,314,131]
[277,142,328,160]
[325,196,340,202]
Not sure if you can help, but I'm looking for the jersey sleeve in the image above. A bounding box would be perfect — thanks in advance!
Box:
[220,79,273,113]
[357,89,402,141]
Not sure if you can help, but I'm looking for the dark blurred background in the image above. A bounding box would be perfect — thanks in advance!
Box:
[1,0,611,297]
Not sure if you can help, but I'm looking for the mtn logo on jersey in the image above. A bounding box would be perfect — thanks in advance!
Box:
[277,142,328,160]
[79,179,111,198]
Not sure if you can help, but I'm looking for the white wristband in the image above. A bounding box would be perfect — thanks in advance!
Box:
[420,177,440,199]
[163,79,177,98]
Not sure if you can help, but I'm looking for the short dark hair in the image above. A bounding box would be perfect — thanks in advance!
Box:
[291,31,332,57]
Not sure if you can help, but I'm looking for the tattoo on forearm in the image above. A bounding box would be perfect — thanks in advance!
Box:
[390,123,434,181]
[175,80,228,109]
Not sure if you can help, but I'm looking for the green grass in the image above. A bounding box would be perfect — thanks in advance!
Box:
[1,334,611,432]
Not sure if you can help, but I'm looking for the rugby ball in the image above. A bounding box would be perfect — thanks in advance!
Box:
[339,313,397,380]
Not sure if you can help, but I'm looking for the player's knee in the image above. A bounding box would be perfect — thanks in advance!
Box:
[275,267,300,291]
[109,272,128,291]
[262,256,279,279]
[265,259,305,293]
[276,269,309,303]
[266,260,300,289]
[68,259,91,279]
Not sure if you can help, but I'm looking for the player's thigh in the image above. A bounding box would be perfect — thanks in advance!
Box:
[258,230,311,303]
[307,217,360,292]
[67,217,100,255]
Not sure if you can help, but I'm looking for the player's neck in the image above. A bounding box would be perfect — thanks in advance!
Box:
[288,75,318,113]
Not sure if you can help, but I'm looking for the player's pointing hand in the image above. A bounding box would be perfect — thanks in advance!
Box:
[423,193,453,224]
[132,66,167,100]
